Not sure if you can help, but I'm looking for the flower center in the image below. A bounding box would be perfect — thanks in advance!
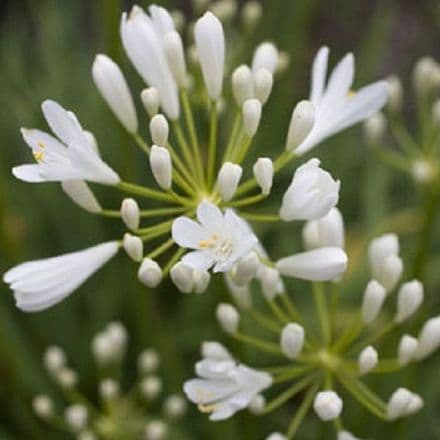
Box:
[199,234,234,259]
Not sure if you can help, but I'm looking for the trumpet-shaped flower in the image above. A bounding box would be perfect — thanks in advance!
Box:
[183,358,272,421]
[13,100,120,185]
[172,201,258,273]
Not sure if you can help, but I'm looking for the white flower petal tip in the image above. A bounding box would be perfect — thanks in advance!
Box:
[303,207,344,250]
[254,68,274,105]
[194,12,225,100]
[172,201,257,273]
[61,180,102,213]
[163,31,188,88]
[3,241,119,312]
[358,345,378,375]
[183,358,272,421]
[232,65,254,106]
[387,388,424,420]
[201,341,232,361]
[141,87,160,117]
[149,145,172,190]
[276,247,347,282]
[313,390,343,421]
[280,158,340,221]
[285,100,315,151]
[253,157,274,195]
[395,280,424,324]
[280,323,304,359]
[217,162,242,201]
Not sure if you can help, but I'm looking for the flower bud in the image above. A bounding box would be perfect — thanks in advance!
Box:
[242,99,262,137]
[254,68,274,105]
[92,54,138,133]
[395,280,423,323]
[266,434,287,440]
[145,420,168,440]
[232,65,254,106]
[163,31,187,88]
[216,303,240,334]
[387,76,402,112]
[150,115,169,147]
[106,322,127,353]
[369,233,399,267]
[209,0,237,22]
[44,345,66,374]
[411,159,436,184]
[141,88,160,118]
[201,341,232,360]
[252,42,279,74]
[375,254,403,293]
[149,145,172,190]
[217,162,243,201]
[285,100,315,151]
[121,198,140,231]
[313,390,343,421]
[337,431,360,440]
[138,258,162,288]
[387,388,423,420]
[56,368,78,389]
[78,431,96,440]
[280,323,304,359]
[193,269,211,294]
[248,394,266,415]
[276,247,347,282]
[32,395,54,419]
[140,376,162,400]
[64,404,88,431]
[164,394,187,419]
[280,159,340,221]
[398,335,418,366]
[361,280,386,324]
[363,112,386,146]
[138,349,160,374]
[170,262,193,293]
[62,180,101,213]
[358,345,378,375]
[253,157,274,195]
[225,273,252,308]
[302,208,344,250]
[232,252,259,286]
[99,378,119,400]
[123,233,143,262]
[413,57,440,94]
[258,266,282,300]
[92,332,114,365]
[415,315,440,360]
[432,99,440,128]
[242,1,262,29]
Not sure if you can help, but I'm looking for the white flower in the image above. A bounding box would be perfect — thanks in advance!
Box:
[216,303,240,334]
[398,335,418,366]
[313,390,343,421]
[163,30,187,87]
[138,258,162,288]
[183,358,272,421]
[232,65,254,106]
[172,201,258,273]
[387,388,423,420]
[3,241,119,312]
[121,198,140,231]
[120,5,179,119]
[254,68,274,104]
[13,100,120,185]
[201,341,232,361]
[62,180,102,213]
[280,158,340,221]
[295,46,388,155]
[194,12,225,100]
[242,98,262,137]
[149,145,172,190]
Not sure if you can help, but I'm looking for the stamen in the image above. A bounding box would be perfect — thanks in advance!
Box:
[33,150,44,162]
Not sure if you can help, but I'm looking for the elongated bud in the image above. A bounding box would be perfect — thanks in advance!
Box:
[164,394,187,419]
[358,345,378,374]
[232,252,259,286]
[302,208,344,250]
[100,378,119,401]
[62,180,101,213]
[163,31,187,88]
[313,391,343,421]
[242,99,262,137]
[253,157,274,195]
[217,162,242,201]
[121,198,140,231]
[170,262,193,293]
[398,335,418,366]
[361,280,386,324]
[415,315,440,360]
[201,341,232,360]
[193,269,211,294]
[363,112,386,146]
[413,57,440,95]
[285,100,315,151]
[232,65,254,106]
[216,303,240,334]
[123,233,143,262]
[252,42,279,74]
[387,76,402,112]
[150,115,169,146]
[141,88,160,118]
[369,233,399,265]
[138,258,162,288]
[225,273,252,308]
[387,388,423,420]
[242,1,262,29]
[248,394,266,415]
[276,247,347,282]
[145,420,168,440]
[376,254,403,293]
[138,349,160,374]
[141,376,162,400]
[92,54,138,133]
[280,323,304,359]
[44,346,66,374]
[254,68,274,105]
[395,280,423,323]
[149,145,172,190]
[33,395,54,419]
[64,404,88,431]
[258,266,282,300]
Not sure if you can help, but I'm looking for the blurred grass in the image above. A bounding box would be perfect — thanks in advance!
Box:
[0,0,439,438]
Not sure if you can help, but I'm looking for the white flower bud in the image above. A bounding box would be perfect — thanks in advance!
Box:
[242,1,262,28]
[164,394,187,419]
[252,42,279,74]
[171,10,185,31]
[395,280,423,323]
[254,68,274,105]
[44,345,66,374]
[192,269,211,294]
[285,100,315,151]
[138,349,160,374]
[258,266,282,300]
[302,208,344,250]
[432,99,440,127]
[253,157,274,195]
[145,420,168,440]
[92,54,138,133]
[141,88,160,118]
[99,378,119,400]
[209,0,237,22]
[62,180,102,213]
[232,65,254,106]
[140,376,162,399]
[170,262,194,293]
[121,198,140,231]
[276,247,347,282]
[163,31,187,88]
[387,76,402,112]
[32,395,54,419]
[375,254,403,293]
[225,273,252,308]
[363,112,386,146]
[280,323,304,359]
[217,161,243,201]
[232,252,259,286]
[149,145,172,190]
[369,233,399,267]
[248,394,266,415]
[266,434,287,440]
[123,233,143,262]
[106,322,127,352]
[361,280,386,324]
[413,57,440,94]
[242,99,262,137]
[411,159,436,184]
[216,303,240,334]
[358,345,378,374]
[337,431,360,440]
[138,258,162,288]
[149,115,169,147]
[92,332,116,365]
[387,388,423,420]
[56,368,78,390]
[415,315,440,360]
[398,335,418,366]
[64,404,88,431]
[201,341,232,360]
[313,390,343,421]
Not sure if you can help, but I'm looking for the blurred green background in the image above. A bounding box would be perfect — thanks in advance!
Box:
[0,0,439,438]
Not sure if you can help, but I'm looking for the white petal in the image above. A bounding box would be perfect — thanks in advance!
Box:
[61,180,101,213]
[310,46,329,106]
[12,165,45,182]
[320,53,354,105]
[197,201,224,231]
[182,251,214,271]
[172,217,208,248]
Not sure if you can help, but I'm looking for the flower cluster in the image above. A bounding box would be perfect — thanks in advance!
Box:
[32,322,187,439]
[3,2,387,311]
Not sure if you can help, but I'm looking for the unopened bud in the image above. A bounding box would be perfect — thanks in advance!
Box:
[232,65,254,106]
[33,395,54,419]
[99,378,119,400]
[170,262,193,293]
[252,42,279,74]
[395,280,423,324]
[387,76,402,112]
[149,145,172,190]
[242,1,262,29]
[258,266,282,300]
[164,394,187,419]
[398,335,418,366]
[285,100,315,151]
[62,180,102,213]
[387,388,423,420]
[248,394,266,415]
[217,162,242,201]
[216,303,240,334]
[224,273,252,309]
[280,323,304,359]
[56,368,78,390]
[123,233,143,262]
[375,254,403,293]
[337,431,359,440]
[201,341,232,360]
[415,315,440,360]
[361,280,386,324]
[411,159,436,184]
[44,345,66,374]
[121,198,140,231]
[232,252,259,286]
[302,208,344,250]
[413,57,440,94]
[209,0,237,22]
[358,345,378,374]
[150,115,169,147]
[190,269,209,294]
[266,434,287,440]
[65,404,88,432]
[363,112,386,146]
[92,333,114,365]
[313,390,343,421]
[107,322,127,351]
[141,88,160,118]
[253,157,274,195]
[145,420,168,440]
[138,349,160,374]
[163,31,187,87]
[141,376,162,400]
[138,258,162,288]
[242,99,262,137]
[254,68,273,105]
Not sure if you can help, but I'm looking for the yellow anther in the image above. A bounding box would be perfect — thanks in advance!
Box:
[198,234,220,249]
[37,141,46,148]
[33,150,44,162]
[198,403,218,413]
[347,90,356,98]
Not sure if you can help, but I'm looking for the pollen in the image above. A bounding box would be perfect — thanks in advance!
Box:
[198,403,218,413]
[33,150,44,162]
[347,90,356,98]
[199,234,220,249]
[37,141,46,148]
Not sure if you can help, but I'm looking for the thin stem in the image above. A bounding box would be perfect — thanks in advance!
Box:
[313,283,331,346]
[226,193,266,208]
[140,206,188,218]
[240,212,279,222]
[137,220,173,236]
[163,247,185,276]
[333,317,364,353]
[272,366,315,384]
[234,134,253,165]
[223,111,242,162]
[207,100,218,187]
[145,238,174,260]
[117,181,182,204]
[247,308,282,334]
[279,293,302,322]
[232,332,283,355]
[348,322,395,355]
[172,120,199,178]
[265,298,290,324]
[132,133,150,154]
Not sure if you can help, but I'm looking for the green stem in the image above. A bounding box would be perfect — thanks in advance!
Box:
[172,121,199,179]
[240,212,279,222]
[162,247,185,276]
[348,322,395,356]
[272,366,315,384]
[223,111,242,162]
[207,100,218,187]
[232,332,283,355]
[140,206,188,218]
[247,309,282,334]
[313,283,331,346]
[117,181,182,204]
[145,238,174,260]
[226,193,266,208]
